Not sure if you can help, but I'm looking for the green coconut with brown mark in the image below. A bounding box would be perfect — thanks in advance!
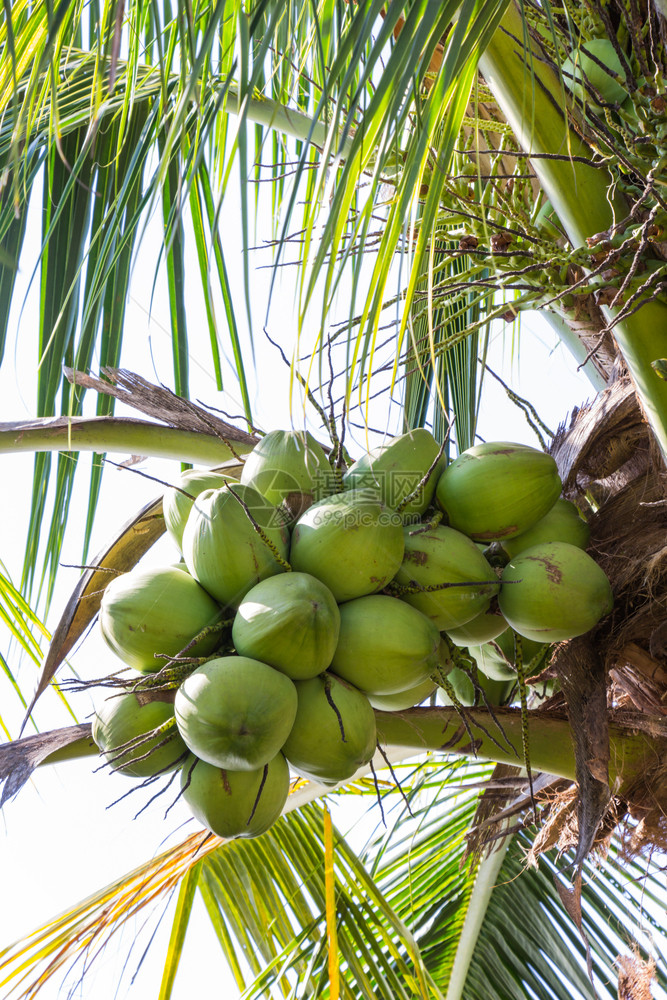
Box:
[181,753,289,839]
[330,594,441,695]
[282,673,376,785]
[290,490,404,602]
[232,572,340,680]
[99,565,222,673]
[499,541,614,642]
[343,428,445,518]
[175,655,298,771]
[93,691,187,777]
[182,483,290,609]
[435,441,562,541]
[393,524,499,630]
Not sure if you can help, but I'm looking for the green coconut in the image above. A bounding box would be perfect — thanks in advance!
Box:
[499,499,590,560]
[436,667,513,707]
[99,565,222,673]
[343,428,445,519]
[282,673,376,784]
[393,524,499,630]
[498,541,614,642]
[367,678,437,711]
[175,655,298,771]
[182,483,290,609]
[435,441,562,541]
[163,469,239,550]
[445,609,508,646]
[330,594,441,695]
[92,692,187,777]
[466,644,516,681]
[492,627,548,665]
[241,429,334,523]
[562,38,627,106]
[181,753,289,839]
[289,491,404,602]
[468,627,549,681]
[232,572,340,680]
[436,666,475,705]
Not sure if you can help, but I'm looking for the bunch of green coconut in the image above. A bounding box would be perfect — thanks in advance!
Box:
[91,428,613,841]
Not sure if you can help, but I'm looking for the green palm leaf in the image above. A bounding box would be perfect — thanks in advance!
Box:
[3,760,665,999]
[0,562,76,736]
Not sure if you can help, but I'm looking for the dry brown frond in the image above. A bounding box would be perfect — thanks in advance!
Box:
[617,946,656,1000]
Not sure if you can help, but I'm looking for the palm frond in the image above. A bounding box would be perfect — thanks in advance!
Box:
[199,801,440,1000]
[5,755,666,1000]
[402,219,493,452]
[0,561,77,736]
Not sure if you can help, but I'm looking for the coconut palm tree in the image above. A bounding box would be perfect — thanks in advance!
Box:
[1,1,667,997]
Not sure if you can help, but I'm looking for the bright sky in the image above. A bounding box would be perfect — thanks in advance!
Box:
[0,158,605,998]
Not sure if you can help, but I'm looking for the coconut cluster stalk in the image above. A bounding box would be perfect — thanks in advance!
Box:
[374,705,654,787]
[37,702,659,802]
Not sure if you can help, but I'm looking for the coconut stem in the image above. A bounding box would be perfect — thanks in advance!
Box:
[225,484,292,573]
[106,753,187,813]
[102,718,179,769]
[247,764,269,826]
[431,668,476,743]
[37,708,662,805]
[387,578,497,596]
[512,635,537,820]
[395,438,447,515]
[374,706,654,788]
[406,509,443,535]
[179,756,199,801]
[152,617,231,676]
[323,676,347,742]
[466,662,517,757]
[440,632,473,672]
[131,662,203,690]
[433,659,518,761]
[0,418,254,465]
[368,758,386,826]
[375,742,414,817]
[134,765,185,821]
